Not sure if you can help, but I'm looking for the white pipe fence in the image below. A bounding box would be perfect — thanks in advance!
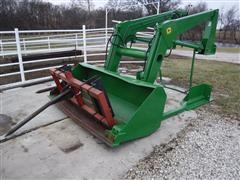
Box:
[14,28,25,82]
[0,25,153,89]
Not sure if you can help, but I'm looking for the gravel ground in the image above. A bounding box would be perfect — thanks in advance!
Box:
[124,109,240,179]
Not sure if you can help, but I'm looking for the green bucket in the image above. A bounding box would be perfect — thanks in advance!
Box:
[71,63,167,146]
[56,63,212,147]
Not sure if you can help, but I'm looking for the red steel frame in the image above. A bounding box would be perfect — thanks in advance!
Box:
[50,68,116,128]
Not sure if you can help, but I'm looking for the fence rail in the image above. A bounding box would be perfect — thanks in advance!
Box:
[0,25,153,89]
[0,27,113,57]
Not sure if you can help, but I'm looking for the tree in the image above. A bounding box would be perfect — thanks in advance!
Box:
[105,0,143,27]
[232,19,240,43]
[218,7,225,41]
[106,0,123,12]
[106,0,142,12]
[71,0,94,13]
[0,0,18,30]
[137,0,181,15]
[180,2,208,41]
[222,6,238,42]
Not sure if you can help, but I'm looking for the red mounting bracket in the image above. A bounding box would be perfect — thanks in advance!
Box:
[50,68,116,128]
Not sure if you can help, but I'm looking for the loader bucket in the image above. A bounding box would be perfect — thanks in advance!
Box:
[50,63,167,146]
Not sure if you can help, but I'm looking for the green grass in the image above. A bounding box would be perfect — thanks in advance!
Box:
[162,58,240,118]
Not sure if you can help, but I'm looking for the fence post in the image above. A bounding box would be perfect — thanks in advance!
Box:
[105,8,108,44]
[0,40,4,58]
[157,1,160,14]
[82,25,87,63]
[15,28,25,82]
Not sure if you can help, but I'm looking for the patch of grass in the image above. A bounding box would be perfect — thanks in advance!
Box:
[162,58,240,118]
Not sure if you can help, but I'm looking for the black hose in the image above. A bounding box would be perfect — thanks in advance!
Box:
[4,87,73,137]
[105,32,125,62]
[105,33,114,61]
[164,48,173,58]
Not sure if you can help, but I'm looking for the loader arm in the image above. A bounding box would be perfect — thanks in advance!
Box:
[105,9,188,72]
[104,9,218,83]
[143,9,219,83]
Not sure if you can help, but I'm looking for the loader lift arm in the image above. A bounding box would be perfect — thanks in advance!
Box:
[143,9,218,83]
[105,9,188,71]
[105,9,219,83]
